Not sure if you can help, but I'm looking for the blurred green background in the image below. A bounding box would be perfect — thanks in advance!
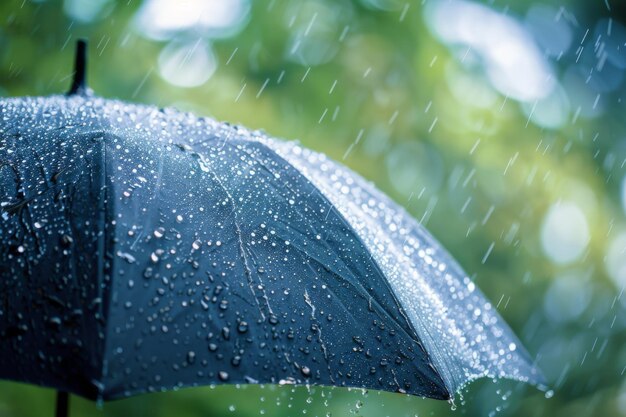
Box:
[1,0,625,416]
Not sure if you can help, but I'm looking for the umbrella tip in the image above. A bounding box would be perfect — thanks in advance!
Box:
[67,39,92,96]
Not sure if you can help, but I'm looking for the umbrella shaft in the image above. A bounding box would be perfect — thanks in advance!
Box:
[55,391,69,417]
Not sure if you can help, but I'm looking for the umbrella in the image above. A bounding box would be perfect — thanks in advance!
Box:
[0,41,545,417]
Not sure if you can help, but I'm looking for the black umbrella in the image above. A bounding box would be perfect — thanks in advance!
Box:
[0,41,544,417]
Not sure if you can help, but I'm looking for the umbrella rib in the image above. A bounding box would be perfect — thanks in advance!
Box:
[94,136,110,400]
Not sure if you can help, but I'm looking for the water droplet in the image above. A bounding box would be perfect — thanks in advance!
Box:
[237,321,248,333]
[48,316,62,328]
[448,398,457,411]
[116,251,136,264]
[60,235,73,247]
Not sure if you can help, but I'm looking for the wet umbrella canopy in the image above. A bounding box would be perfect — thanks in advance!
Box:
[0,42,544,414]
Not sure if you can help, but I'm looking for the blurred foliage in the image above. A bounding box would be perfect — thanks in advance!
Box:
[1,0,625,416]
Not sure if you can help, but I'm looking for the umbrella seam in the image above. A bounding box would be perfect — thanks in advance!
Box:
[96,133,116,400]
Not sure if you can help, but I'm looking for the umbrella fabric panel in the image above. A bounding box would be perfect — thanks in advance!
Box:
[0,110,110,399]
[101,108,449,399]
[263,139,545,393]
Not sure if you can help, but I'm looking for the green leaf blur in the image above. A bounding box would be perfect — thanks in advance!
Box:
[0,0,625,416]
